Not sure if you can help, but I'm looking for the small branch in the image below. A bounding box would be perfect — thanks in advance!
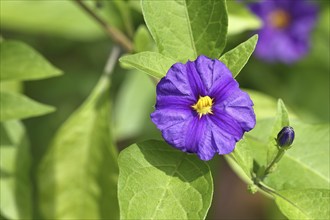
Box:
[104,45,121,76]
[74,0,133,52]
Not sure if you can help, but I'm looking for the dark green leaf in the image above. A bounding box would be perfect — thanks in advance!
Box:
[142,0,228,61]
[118,140,213,219]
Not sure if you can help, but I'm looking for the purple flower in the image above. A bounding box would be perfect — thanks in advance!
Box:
[151,55,256,161]
[249,0,318,63]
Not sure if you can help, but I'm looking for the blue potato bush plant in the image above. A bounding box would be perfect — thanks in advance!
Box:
[0,0,329,219]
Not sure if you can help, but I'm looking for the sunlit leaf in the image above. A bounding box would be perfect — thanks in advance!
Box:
[142,0,228,61]
[0,91,55,121]
[220,35,258,77]
[38,75,119,219]
[118,140,213,219]
[275,189,330,220]
[0,121,31,219]
[227,1,262,35]
[0,1,104,40]
[1,40,62,81]
[119,52,175,79]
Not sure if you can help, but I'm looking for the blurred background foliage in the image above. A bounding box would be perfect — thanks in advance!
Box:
[0,0,329,219]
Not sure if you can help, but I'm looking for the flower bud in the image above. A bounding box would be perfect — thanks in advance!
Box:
[276,126,295,148]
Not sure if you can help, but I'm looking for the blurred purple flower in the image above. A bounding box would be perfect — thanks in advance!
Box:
[249,0,318,63]
[151,55,256,161]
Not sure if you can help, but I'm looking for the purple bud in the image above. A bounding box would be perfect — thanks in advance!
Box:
[276,126,295,148]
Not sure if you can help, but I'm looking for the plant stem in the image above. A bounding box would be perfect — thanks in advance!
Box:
[263,148,285,177]
[104,45,121,76]
[74,0,133,52]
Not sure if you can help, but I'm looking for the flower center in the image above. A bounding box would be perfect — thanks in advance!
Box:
[268,9,291,29]
[192,96,213,118]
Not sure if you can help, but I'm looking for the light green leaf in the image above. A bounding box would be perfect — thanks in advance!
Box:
[119,52,175,79]
[118,140,213,219]
[275,189,330,220]
[266,99,289,165]
[38,75,119,219]
[142,0,228,62]
[220,35,258,78]
[133,25,155,53]
[0,91,55,121]
[227,137,254,179]
[114,70,155,140]
[227,1,262,35]
[0,40,62,81]
[0,1,105,40]
[0,121,32,219]
[263,120,330,190]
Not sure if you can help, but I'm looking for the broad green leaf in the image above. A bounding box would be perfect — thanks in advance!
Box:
[0,121,32,219]
[275,189,330,220]
[118,140,213,219]
[227,1,262,35]
[220,35,258,77]
[263,120,330,190]
[119,52,175,78]
[142,0,228,62]
[133,25,155,53]
[0,1,105,40]
[0,91,55,121]
[266,99,289,165]
[38,75,119,219]
[0,40,62,81]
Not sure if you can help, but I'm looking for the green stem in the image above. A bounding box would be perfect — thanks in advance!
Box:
[263,148,285,177]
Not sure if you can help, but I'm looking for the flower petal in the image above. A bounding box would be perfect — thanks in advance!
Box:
[166,61,207,100]
[151,107,194,131]
[195,55,232,92]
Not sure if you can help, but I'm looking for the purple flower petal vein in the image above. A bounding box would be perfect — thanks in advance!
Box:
[151,55,256,161]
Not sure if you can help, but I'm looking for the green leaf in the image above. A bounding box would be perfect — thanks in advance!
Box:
[275,189,330,220]
[133,25,155,53]
[227,1,262,35]
[0,121,32,219]
[227,137,254,180]
[0,1,105,40]
[0,91,55,121]
[219,35,258,77]
[263,120,330,190]
[0,40,62,81]
[119,52,175,79]
[38,75,119,219]
[114,70,156,140]
[118,140,213,219]
[142,0,228,62]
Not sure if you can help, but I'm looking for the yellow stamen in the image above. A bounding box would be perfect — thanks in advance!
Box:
[268,9,291,29]
[192,96,213,118]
